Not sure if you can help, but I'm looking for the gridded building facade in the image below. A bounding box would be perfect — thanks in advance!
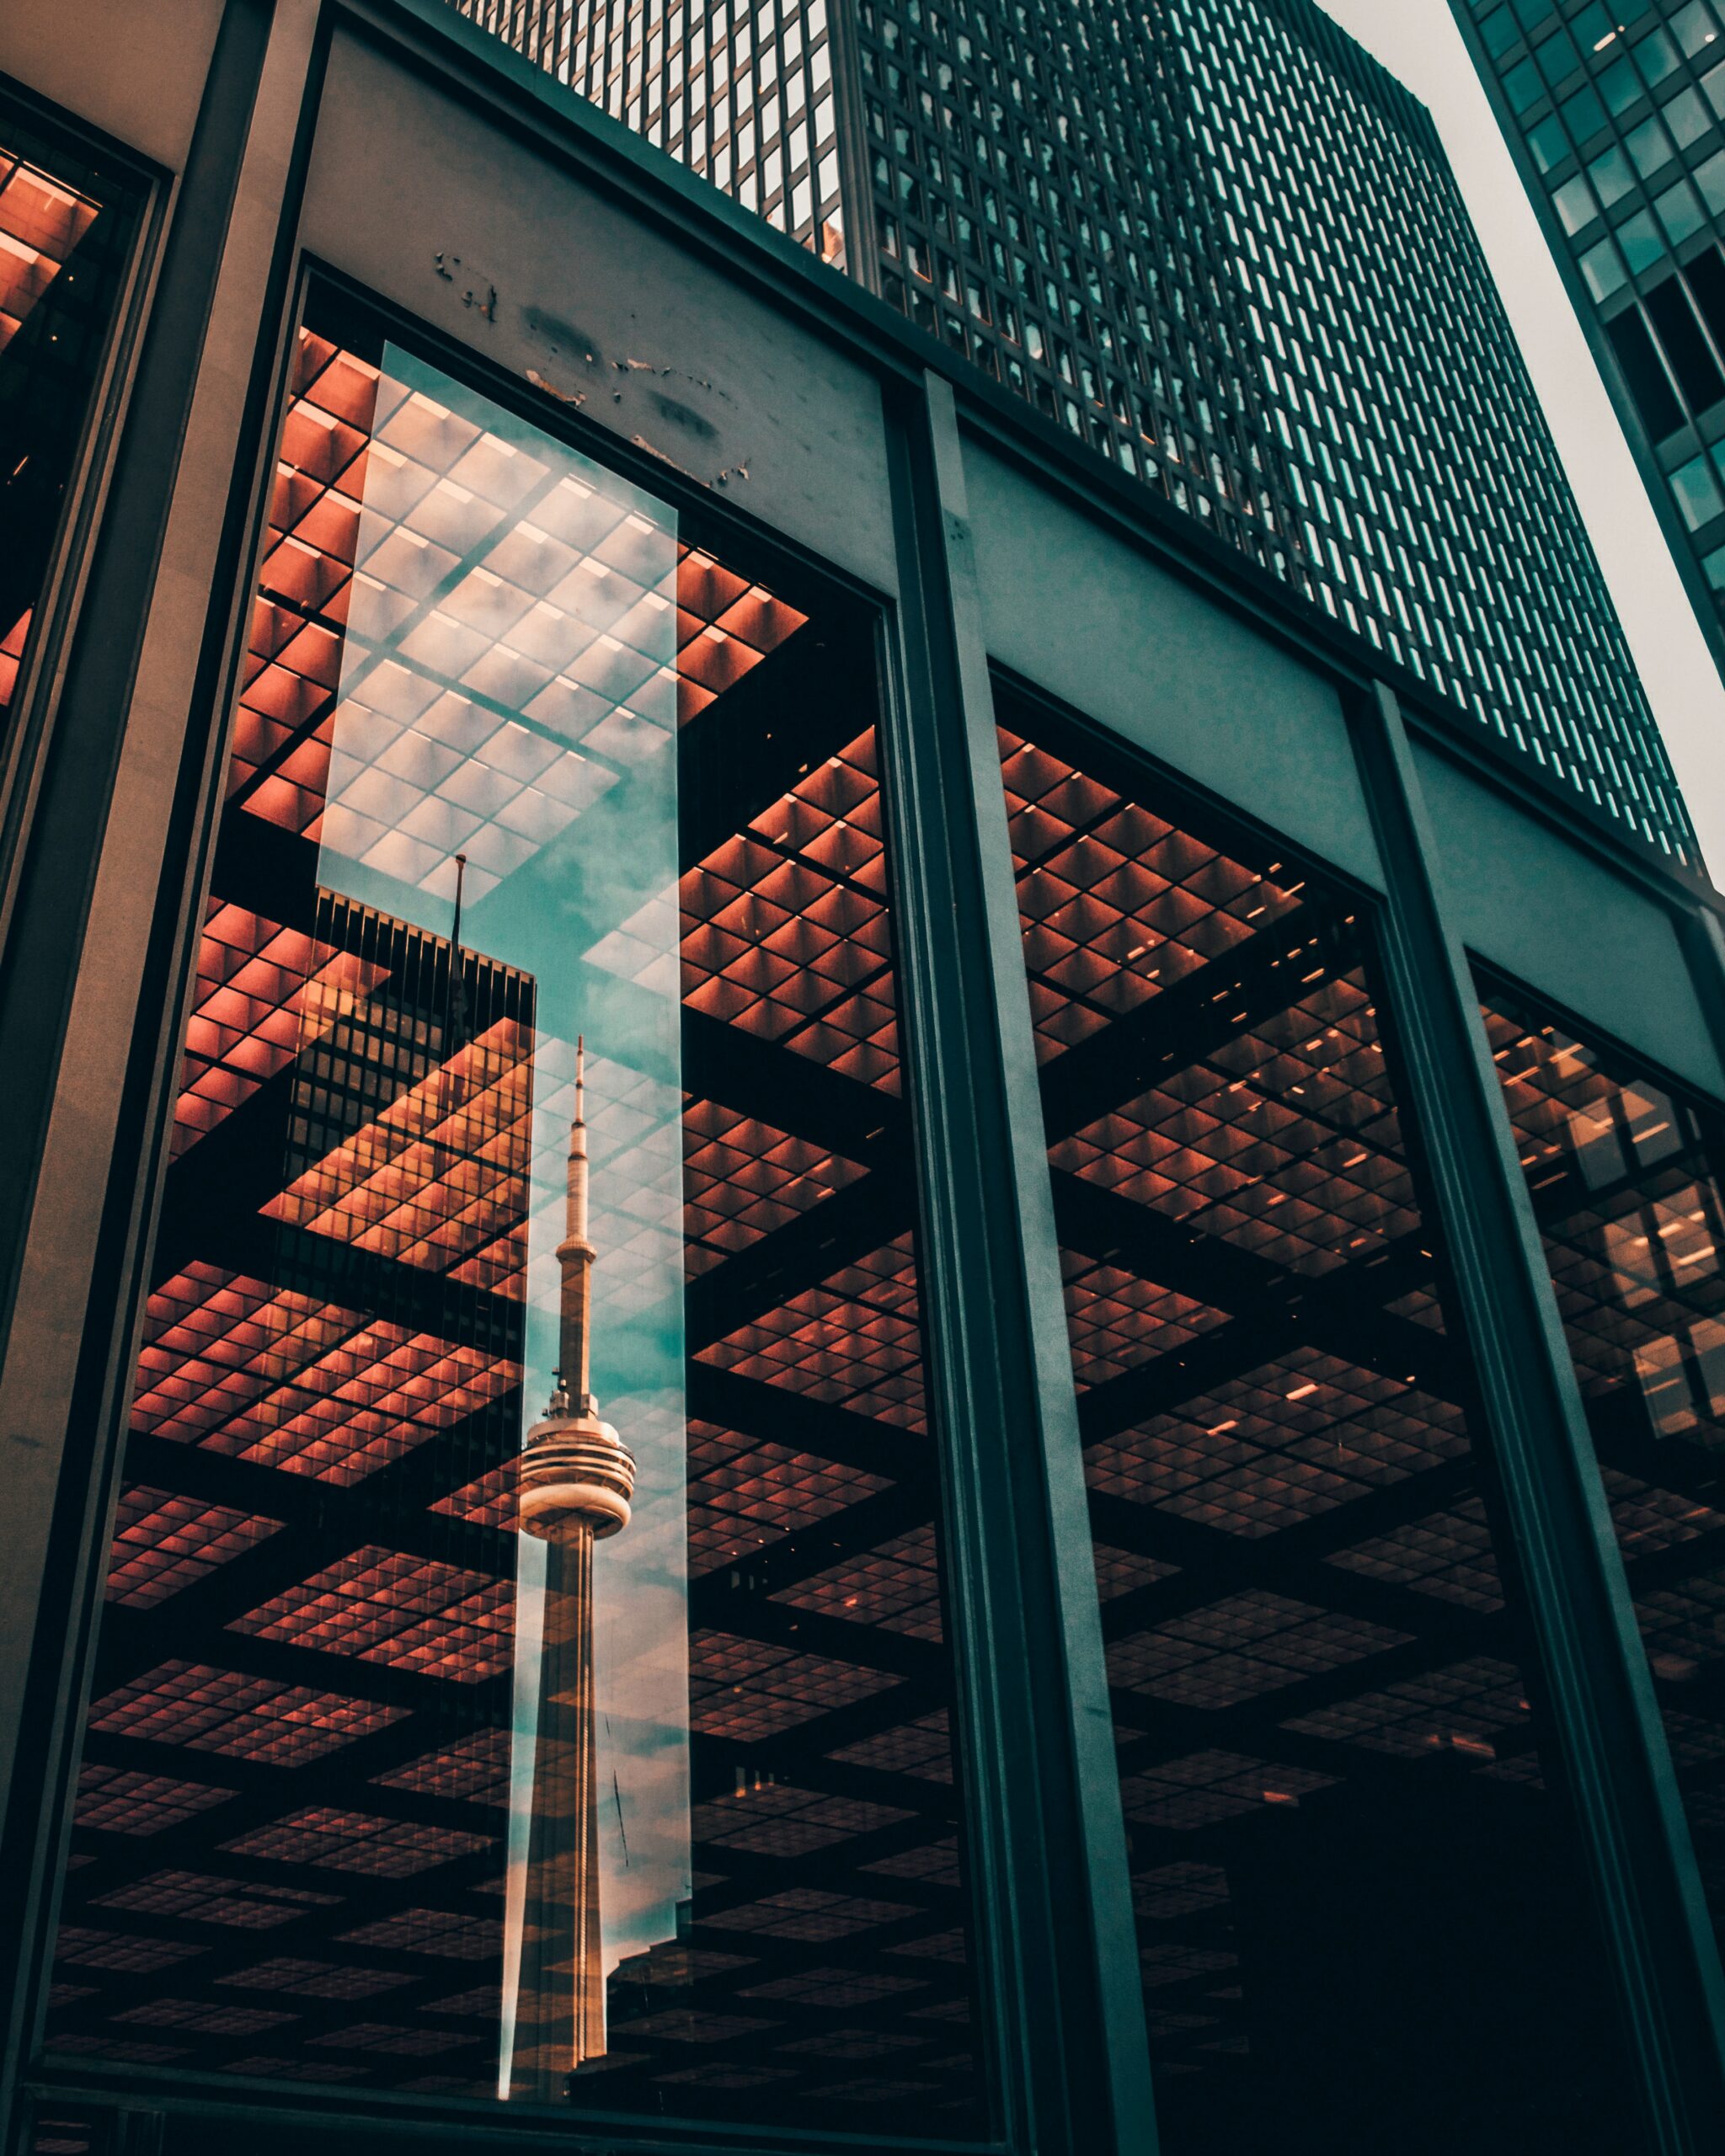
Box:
[1451,2,1725,701]
[18,3,1725,2155]
[454,0,1696,863]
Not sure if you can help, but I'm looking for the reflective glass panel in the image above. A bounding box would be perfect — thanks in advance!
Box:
[0,104,141,737]
[41,292,984,2137]
[1482,985,1725,1952]
[997,699,1642,2153]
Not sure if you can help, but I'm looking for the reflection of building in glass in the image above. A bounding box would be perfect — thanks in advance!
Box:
[508,1043,637,2097]
[991,699,1648,2134]
[1,125,134,728]
[1481,991,1725,1951]
[450,0,1696,862]
[42,307,983,2127]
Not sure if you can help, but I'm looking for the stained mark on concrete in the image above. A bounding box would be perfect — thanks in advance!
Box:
[523,307,601,364]
[648,391,718,444]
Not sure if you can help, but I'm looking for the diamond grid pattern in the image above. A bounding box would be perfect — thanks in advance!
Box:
[686,1630,900,1741]
[229,1547,514,1684]
[131,1264,519,1486]
[1087,1349,1469,1539]
[1484,985,1725,1956]
[264,1017,535,1277]
[1001,727,1306,1063]
[682,731,900,1093]
[106,1489,283,1608]
[771,1525,943,1641]
[1281,1657,1530,1763]
[1055,977,1413,1280]
[697,1235,926,1429]
[683,1100,866,1275]
[88,1661,405,1767]
[1106,1592,1410,1711]
[172,903,388,1157]
[685,1421,890,1573]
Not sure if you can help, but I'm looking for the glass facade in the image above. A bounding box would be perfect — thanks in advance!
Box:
[13,8,1725,2148]
[1455,1,1725,674]
[996,693,1642,2151]
[40,290,983,2133]
[0,103,140,743]
[447,0,1696,865]
[456,0,849,264]
[1484,986,1725,1951]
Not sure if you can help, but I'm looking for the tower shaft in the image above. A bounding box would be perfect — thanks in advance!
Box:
[509,1525,606,2096]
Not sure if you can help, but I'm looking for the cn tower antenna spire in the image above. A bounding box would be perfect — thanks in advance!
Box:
[558,1034,595,1418]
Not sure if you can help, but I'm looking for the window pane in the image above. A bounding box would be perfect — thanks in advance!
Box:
[1573,1,1615,56]
[1636,27,1683,89]
[1674,0,1724,61]
[0,115,142,741]
[1583,236,1630,299]
[1562,83,1609,144]
[1590,142,1637,210]
[1482,993,1725,1958]
[1599,55,1643,116]
[1664,84,1712,150]
[996,704,1643,2153]
[1670,448,1725,527]
[1620,206,1669,274]
[1555,171,1599,234]
[40,295,985,2134]
[1480,4,1519,59]
[1505,56,1545,111]
[1698,147,1725,216]
[1605,302,1686,437]
[1529,111,1573,172]
[1625,115,1677,180]
[1534,25,1582,84]
[1658,179,1708,248]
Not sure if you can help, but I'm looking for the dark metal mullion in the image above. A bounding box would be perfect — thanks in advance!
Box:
[880,366,1156,2156]
[1349,679,1725,2154]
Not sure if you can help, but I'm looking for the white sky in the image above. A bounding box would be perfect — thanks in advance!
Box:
[1316,0,1725,871]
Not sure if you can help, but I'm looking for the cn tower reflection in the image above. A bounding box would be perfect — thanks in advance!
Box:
[507,1040,636,2097]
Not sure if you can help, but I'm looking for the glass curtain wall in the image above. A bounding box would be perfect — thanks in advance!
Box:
[995,690,1642,2154]
[1482,981,1725,1952]
[38,288,984,2140]
[0,101,141,739]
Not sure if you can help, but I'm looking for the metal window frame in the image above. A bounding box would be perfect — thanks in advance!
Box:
[1346,679,1725,2156]
[0,81,166,960]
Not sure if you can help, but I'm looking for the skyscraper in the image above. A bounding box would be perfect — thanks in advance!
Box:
[452,0,1696,863]
[17,2,1725,2146]
[1449,0,1725,698]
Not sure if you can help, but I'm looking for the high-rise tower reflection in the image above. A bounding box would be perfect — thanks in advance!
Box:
[508,1041,637,2098]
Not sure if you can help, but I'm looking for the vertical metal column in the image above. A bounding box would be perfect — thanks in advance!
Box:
[1350,680,1725,2155]
[0,4,324,2146]
[879,366,1157,2156]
